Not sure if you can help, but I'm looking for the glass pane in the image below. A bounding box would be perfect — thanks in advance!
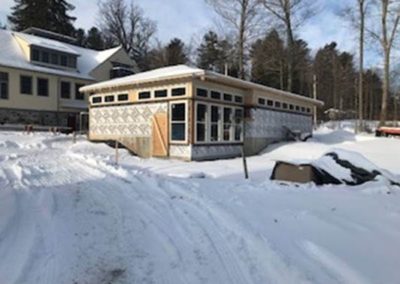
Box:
[118,94,128,101]
[234,109,243,124]
[196,123,205,142]
[0,82,8,99]
[93,97,102,103]
[224,108,232,123]
[171,88,185,96]
[211,91,221,100]
[197,88,207,97]
[37,79,49,96]
[210,124,219,141]
[138,91,151,99]
[154,89,167,98]
[211,106,219,122]
[235,125,242,141]
[172,123,185,141]
[197,104,206,122]
[224,93,232,101]
[223,125,231,141]
[172,103,185,121]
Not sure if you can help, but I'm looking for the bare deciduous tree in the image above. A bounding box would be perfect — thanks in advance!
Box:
[260,0,317,92]
[367,0,400,126]
[98,0,156,70]
[205,0,263,79]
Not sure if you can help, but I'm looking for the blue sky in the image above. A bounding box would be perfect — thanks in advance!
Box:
[0,0,372,63]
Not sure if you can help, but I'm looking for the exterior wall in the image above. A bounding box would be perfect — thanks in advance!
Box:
[192,145,242,160]
[90,48,136,82]
[89,102,168,157]
[0,107,77,126]
[169,145,192,160]
[0,65,91,113]
[244,107,313,155]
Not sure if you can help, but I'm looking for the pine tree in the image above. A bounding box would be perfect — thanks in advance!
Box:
[197,31,224,72]
[165,38,187,66]
[251,30,286,90]
[75,28,86,47]
[8,0,76,36]
[86,27,105,50]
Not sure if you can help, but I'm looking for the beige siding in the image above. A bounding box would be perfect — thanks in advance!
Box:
[0,66,92,112]
[90,48,134,82]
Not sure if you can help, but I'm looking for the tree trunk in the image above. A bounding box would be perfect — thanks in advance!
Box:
[358,0,365,131]
[238,0,247,79]
[380,49,389,125]
[285,1,295,92]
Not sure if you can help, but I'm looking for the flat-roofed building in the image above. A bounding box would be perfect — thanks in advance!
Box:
[81,65,324,160]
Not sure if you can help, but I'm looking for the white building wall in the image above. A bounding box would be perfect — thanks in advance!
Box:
[89,103,168,137]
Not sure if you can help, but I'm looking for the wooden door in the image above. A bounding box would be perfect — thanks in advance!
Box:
[152,113,169,157]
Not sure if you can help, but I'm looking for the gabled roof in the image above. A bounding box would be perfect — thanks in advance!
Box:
[80,65,324,106]
[0,29,125,81]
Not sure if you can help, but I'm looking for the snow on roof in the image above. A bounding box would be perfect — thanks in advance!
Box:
[0,29,123,80]
[15,32,81,55]
[81,64,324,106]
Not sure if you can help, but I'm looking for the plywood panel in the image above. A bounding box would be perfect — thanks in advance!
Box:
[152,113,169,157]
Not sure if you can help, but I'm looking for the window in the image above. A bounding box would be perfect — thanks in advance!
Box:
[275,101,281,108]
[42,51,49,63]
[290,104,294,110]
[211,91,221,100]
[0,72,8,100]
[267,100,274,107]
[223,107,233,141]
[20,75,32,95]
[51,53,58,65]
[258,98,266,105]
[171,88,186,97]
[301,107,305,112]
[118,94,129,101]
[68,57,77,68]
[197,88,207,97]
[235,96,243,103]
[138,91,151,100]
[60,55,67,67]
[210,105,220,142]
[60,81,71,99]
[196,103,207,142]
[105,95,115,102]
[295,106,300,111]
[234,109,243,141]
[283,103,288,109]
[92,96,102,104]
[306,108,311,113]
[171,103,186,141]
[224,93,233,101]
[75,84,85,100]
[37,78,48,97]
[154,89,167,98]
[31,48,39,61]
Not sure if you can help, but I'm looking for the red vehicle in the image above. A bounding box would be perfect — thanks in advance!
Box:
[376,127,400,137]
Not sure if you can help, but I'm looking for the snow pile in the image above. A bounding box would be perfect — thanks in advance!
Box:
[0,130,399,283]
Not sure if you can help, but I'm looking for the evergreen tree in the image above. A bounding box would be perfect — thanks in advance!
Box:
[165,38,187,66]
[75,28,86,47]
[8,0,76,36]
[197,31,224,72]
[251,30,286,90]
[86,27,105,50]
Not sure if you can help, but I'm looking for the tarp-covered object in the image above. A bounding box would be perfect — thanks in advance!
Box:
[271,149,400,186]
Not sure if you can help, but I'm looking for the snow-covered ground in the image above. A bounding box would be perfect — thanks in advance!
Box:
[0,129,399,284]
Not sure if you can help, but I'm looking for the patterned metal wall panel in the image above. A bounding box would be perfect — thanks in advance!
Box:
[90,103,168,137]
[192,145,242,160]
[169,145,192,159]
[245,108,312,139]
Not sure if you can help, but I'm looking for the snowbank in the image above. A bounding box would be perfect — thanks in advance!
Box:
[0,130,399,283]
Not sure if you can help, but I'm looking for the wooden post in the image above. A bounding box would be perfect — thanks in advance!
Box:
[115,140,119,166]
[242,146,249,179]
[313,74,318,128]
[73,131,77,144]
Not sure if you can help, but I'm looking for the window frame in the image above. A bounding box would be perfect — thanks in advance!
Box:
[171,87,186,97]
[194,101,244,144]
[170,101,188,144]
[92,96,102,104]
[0,72,9,100]
[117,93,129,102]
[154,89,168,98]
[105,95,115,103]
[138,91,151,100]
[37,77,49,97]
[20,75,33,95]
[60,81,71,99]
